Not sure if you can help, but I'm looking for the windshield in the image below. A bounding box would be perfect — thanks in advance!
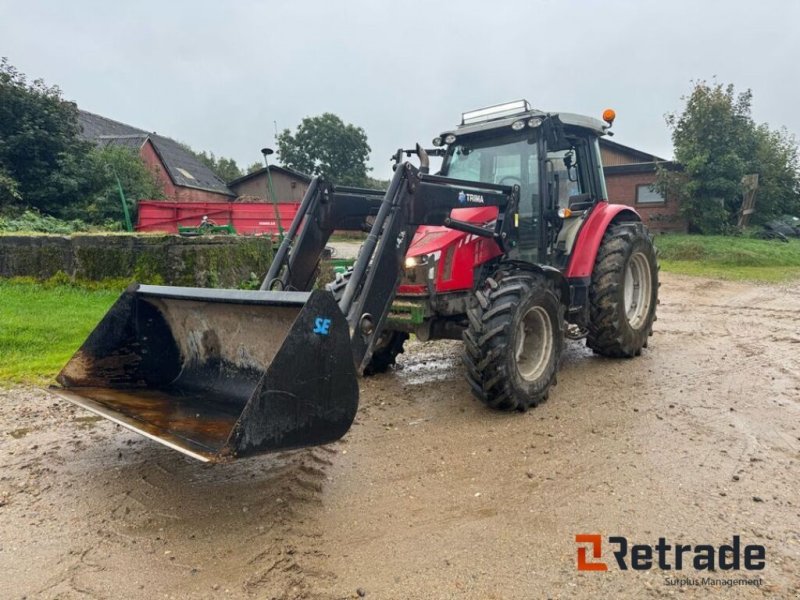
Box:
[442,133,541,261]
[445,135,537,183]
[443,134,539,217]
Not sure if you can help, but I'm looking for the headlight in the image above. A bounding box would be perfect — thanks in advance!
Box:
[528,117,542,128]
[511,120,526,131]
[401,252,438,285]
[404,255,429,269]
[432,136,443,147]
[444,134,457,144]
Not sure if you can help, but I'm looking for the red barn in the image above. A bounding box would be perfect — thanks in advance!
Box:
[78,110,235,203]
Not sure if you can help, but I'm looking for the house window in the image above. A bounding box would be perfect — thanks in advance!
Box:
[636,184,665,204]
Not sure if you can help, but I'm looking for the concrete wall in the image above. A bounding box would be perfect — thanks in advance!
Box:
[0,235,273,287]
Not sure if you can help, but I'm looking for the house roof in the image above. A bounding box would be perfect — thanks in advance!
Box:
[228,164,312,187]
[599,138,666,163]
[603,161,678,175]
[78,110,234,196]
[96,134,149,151]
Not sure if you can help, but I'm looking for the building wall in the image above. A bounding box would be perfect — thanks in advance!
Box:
[230,171,310,203]
[600,146,640,167]
[139,140,234,203]
[604,170,686,233]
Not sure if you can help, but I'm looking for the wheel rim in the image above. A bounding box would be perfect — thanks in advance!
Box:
[623,251,652,330]
[515,306,553,382]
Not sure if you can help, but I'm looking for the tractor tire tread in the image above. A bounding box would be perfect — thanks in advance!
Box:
[586,222,659,358]
[463,269,565,412]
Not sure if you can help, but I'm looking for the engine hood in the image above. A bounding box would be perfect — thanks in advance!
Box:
[406,206,499,256]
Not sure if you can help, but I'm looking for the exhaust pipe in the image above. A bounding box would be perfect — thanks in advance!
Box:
[416,143,430,174]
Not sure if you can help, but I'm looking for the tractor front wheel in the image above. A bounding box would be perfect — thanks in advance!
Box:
[327,268,408,375]
[463,271,565,411]
[587,222,659,357]
[363,330,409,375]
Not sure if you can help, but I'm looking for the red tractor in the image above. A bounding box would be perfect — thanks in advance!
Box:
[53,100,658,462]
[349,100,658,409]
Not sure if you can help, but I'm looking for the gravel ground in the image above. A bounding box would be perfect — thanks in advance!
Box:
[1,272,798,599]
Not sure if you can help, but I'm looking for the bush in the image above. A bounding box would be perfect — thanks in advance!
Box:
[0,210,91,234]
[63,145,164,225]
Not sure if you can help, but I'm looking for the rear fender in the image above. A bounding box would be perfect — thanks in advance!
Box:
[565,202,641,278]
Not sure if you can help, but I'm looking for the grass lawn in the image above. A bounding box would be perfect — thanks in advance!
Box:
[655,235,800,282]
[0,280,121,386]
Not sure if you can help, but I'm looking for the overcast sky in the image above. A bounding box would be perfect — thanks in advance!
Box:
[2,0,798,179]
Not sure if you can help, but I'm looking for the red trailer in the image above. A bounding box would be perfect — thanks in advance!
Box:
[136,201,301,235]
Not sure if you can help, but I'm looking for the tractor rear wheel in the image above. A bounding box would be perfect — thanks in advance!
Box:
[587,222,658,357]
[463,271,565,411]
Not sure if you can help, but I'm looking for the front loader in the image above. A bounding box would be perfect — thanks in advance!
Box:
[52,100,658,462]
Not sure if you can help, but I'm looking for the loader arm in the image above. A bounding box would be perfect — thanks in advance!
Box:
[263,179,385,292]
[263,162,520,374]
[345,166,519,373]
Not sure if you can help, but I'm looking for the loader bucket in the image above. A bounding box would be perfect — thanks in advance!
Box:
[51,284,358,462]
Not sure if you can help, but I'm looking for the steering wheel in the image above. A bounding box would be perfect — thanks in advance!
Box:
[498,176,523,188]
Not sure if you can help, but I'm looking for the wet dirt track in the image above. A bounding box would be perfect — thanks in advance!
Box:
[1,273,799,599]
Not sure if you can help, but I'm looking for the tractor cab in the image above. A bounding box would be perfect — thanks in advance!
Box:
[434,99,610,267]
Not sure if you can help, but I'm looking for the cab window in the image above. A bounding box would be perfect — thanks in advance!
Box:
[445,136,539,215]
[545,149,583,209]
[444,135,542,261]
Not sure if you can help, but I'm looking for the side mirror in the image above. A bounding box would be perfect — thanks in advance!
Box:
[568,193,593,212]
[562,150,578,182]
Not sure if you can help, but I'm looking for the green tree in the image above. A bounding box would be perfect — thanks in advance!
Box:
[364,176,390,191]
[0,58,163,227]
[658,81,800,233]
[0,164,21,206]
[751,124,800,220]
[277,113,371,186]
[0,57,92,215]
[66,145,164,226]
[246,161,263,175]
[191,150,244,183]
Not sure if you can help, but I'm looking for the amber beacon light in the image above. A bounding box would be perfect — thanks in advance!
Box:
[602,108,616,126]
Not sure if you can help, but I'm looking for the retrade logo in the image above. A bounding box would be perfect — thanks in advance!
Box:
[575,534,608,571]
[575,535,765,572]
